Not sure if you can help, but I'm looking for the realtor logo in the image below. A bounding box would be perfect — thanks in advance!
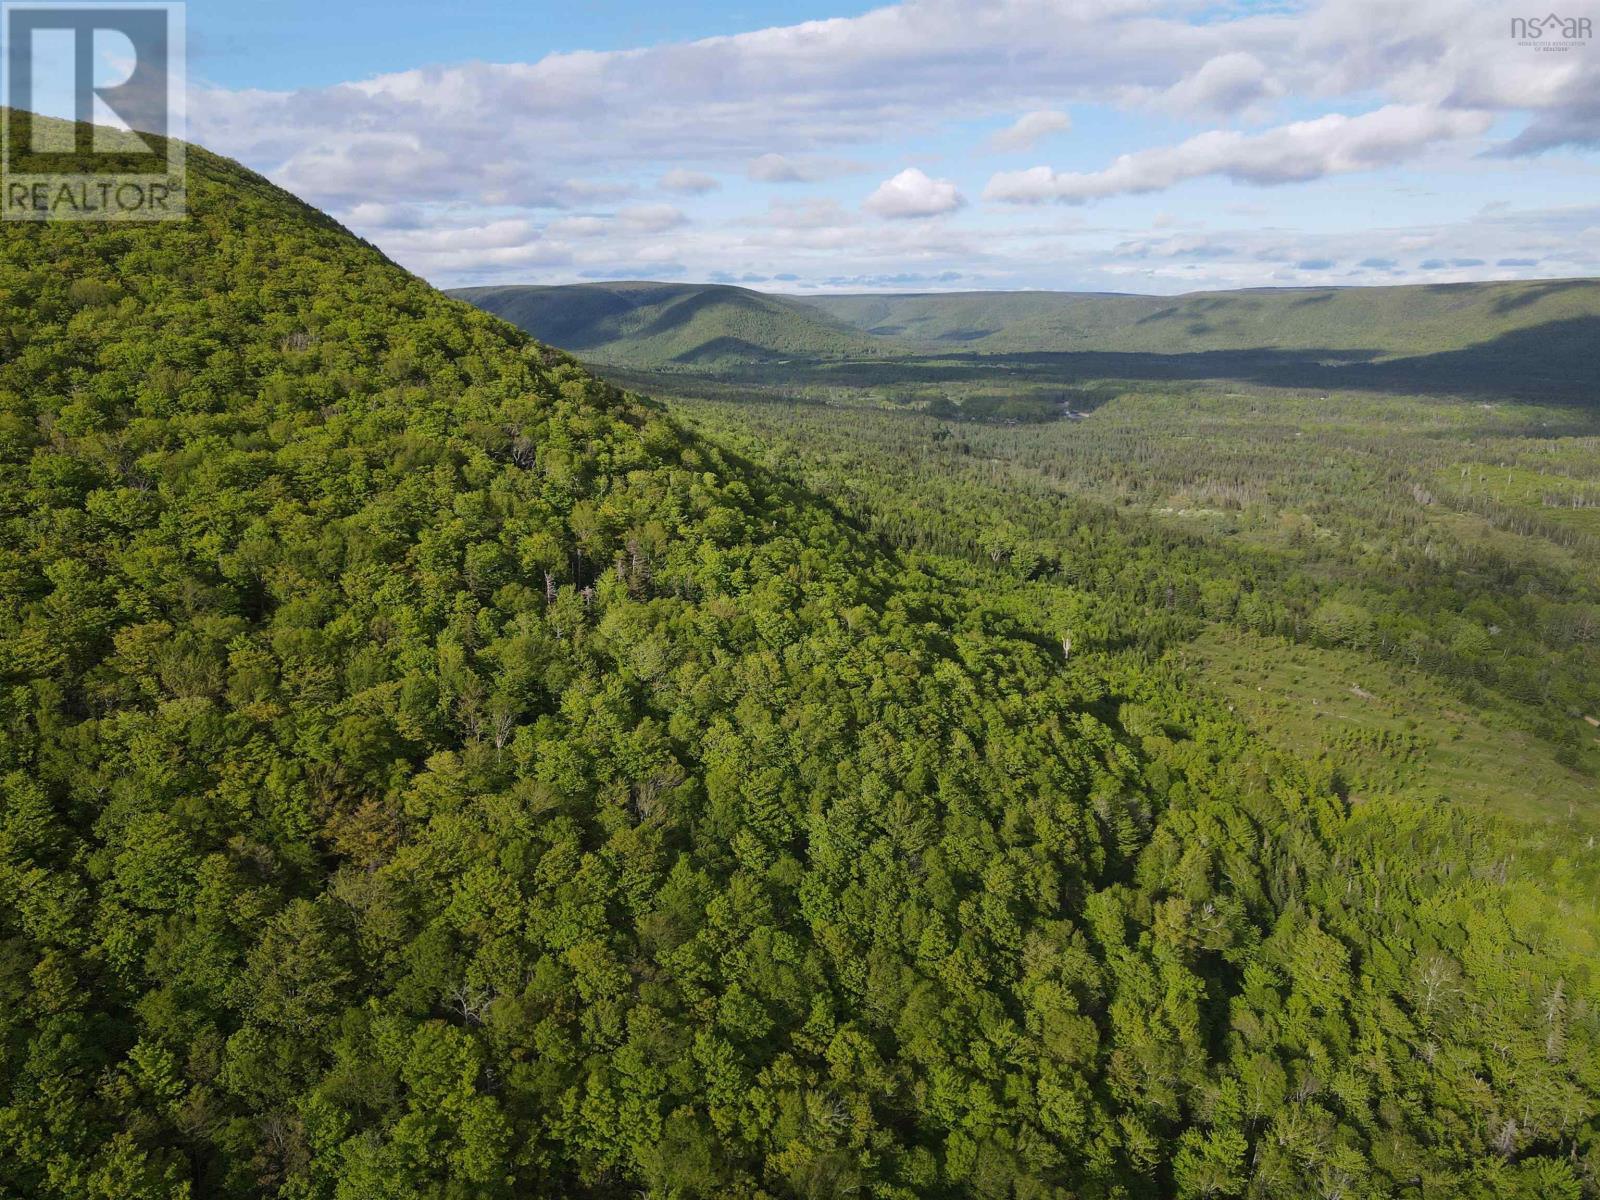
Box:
[2,2,186,220]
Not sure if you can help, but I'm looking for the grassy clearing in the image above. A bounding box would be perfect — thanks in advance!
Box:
[1422,507,1593,580]
[1439,462,1600,539]
[1180,626,1599,826]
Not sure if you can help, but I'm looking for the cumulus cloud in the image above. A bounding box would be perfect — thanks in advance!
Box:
[371,217,572,276]
[1112,236,1241,262]
[545,215,609,238]
[191,0,1600,215]
[1160,52,1283,116]
[381,218,539,253]
[747,154,810,182]
[183,0,1600,286]
[746,153,863,183]
[988,110,1072,153]
[392,194,1598,291]
[342,202,428,230]
[864,168,966,218]
[1086,202,1600,288]
[759,197,856,230]
[579,263,686,280]
[821,270,964,287]
[659,169,720,194]
[985,105,1492,204]
[1497,93,1600,156]
[617,204,688,232]
[190,0,1242,210]
[558,179,634,202]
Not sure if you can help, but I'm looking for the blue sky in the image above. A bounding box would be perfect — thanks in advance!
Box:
[164,0,1600,291]
[191,1,881,90]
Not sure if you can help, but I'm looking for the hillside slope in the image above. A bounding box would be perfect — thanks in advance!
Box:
[2,116,1596,1199]
[452,280,893,366]
[798,278,1600,357]
[792,290,1140,347]
[456,279,1600,395]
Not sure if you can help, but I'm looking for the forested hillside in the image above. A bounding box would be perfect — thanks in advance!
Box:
[458,278,1600,364]
[460,277,1600,406]
[2,120,1598,1200]
[453,281,889,367]
[796,279,1600,357]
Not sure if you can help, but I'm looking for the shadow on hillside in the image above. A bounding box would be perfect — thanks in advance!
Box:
[1136,294,1261,325]
[672,335,790,364]
[1489,279,1597,315]
[641,288,747,342]
[790,317,1599,403]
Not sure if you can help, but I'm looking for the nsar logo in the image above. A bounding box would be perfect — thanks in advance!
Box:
[1510,11,1593,50]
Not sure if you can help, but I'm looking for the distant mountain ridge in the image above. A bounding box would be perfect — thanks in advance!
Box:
[451,280,892,367]
[453,277,1600,372]
[796,279,1600,357]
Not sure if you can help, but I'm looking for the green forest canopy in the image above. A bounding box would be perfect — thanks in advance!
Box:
[454,277,1600,364]
[1,123,1597,1198]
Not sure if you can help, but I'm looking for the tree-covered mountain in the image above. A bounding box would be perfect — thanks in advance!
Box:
[795,279,1600,357]
[457,278,1600,400]
[3,118,1598,1200]
[451,281,893,367]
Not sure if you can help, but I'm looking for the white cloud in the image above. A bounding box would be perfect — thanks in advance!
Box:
[659,168,720,194]
[352,193,1600,292]
[273,132,457,203]
[342,202,427,230]
[1159,52,1282,116]
[366,217,572,277]
[557,179,635,204]
[617,203,688,231]
[184,0,1600,287]
[985,105,1492,204]
[192,0,1227,211]
[747,154,809,182]
[746,153,863,183]
[988,110,1072,153]
[379,218,539,252]
[864,168,966,218]
[194,0,1600,217]
[759,197,857,230]
[545,215,609,238]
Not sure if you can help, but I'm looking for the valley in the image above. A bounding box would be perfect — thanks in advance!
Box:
[462,284,1600,818]
[458,278,1600,407]
[2,115,1597,1200]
